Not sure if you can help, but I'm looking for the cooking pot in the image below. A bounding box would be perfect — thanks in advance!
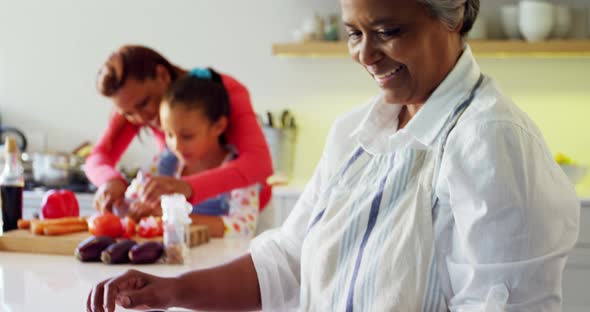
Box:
[31,152,86,187]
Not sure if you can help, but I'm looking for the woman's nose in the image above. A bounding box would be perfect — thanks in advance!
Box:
[358,37,382,66]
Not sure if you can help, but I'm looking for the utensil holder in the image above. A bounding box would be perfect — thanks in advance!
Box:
[262,126,297,179]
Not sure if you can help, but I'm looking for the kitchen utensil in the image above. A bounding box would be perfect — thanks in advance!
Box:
[519,0,555,42]
[263,125,297,179]
[501,5,521,39]
[31,152,86,188]
[265,111,275,128]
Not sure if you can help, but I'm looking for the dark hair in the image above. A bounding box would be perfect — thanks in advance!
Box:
[97,45,181,96]
[162,69,230,124]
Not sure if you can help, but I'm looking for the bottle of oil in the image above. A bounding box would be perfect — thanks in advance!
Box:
[1,136,24,233]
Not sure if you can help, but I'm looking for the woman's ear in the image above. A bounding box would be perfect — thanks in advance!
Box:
[155,64,171,85]
[212,116,228,136]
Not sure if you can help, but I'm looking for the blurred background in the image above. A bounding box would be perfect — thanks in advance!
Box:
[0,0,589,192]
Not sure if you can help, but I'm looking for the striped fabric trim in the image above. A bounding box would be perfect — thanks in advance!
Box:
[341,147,365,177]
[422,73,484,312]
[345,155,397,312]
[345,172,389,312]
[360,151,414,311]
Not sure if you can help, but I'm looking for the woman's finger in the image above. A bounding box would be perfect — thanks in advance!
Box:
[103,270,149,312]
[90,280,108,312]
[143,184,164,204]
[86,287,93,312]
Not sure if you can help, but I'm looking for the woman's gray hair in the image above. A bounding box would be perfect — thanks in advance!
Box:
[418,0,480,36]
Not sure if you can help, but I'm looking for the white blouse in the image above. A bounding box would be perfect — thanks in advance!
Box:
[250,46,580,311]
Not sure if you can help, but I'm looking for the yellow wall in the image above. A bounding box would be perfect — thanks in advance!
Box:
[290,57,590,195]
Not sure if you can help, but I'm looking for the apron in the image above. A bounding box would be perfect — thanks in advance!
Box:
[298,74,484,312]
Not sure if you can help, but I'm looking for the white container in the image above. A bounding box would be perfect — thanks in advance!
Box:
[519,0,555,42]
[467,16,487,40]
[553,5,573,39]
[161,194,192,265]
[501,5,521,39]
[263,126,297,180]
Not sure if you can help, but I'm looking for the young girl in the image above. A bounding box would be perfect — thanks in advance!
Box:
[126,68,259,238]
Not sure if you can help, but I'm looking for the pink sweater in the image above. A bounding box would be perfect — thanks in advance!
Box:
[84,73,273,208]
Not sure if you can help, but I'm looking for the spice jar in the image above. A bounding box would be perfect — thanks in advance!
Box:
[161,193,192,265]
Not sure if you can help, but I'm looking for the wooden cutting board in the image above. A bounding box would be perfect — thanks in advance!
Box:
[0,225,209,256]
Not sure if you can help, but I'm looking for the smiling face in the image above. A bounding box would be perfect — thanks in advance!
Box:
[159,102,227,167]
[111,65,171,126]
[341,0,463,105]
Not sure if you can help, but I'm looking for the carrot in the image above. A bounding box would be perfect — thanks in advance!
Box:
[39,217,87,226]
[30,217,87,235]
[17,219,31,230]
[30,220,45,235]
[43,223,89,236]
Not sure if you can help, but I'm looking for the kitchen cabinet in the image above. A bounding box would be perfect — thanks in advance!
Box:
[272,40,590,58]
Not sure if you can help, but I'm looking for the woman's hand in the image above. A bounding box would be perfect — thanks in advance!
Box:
[128,200,162,221]
[93,179,127,213]
[140,176,192,207]
[87,269,176,312]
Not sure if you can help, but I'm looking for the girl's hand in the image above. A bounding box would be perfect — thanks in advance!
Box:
[93,179,127,213]
[141,176,192,207]
[86,269,177,312]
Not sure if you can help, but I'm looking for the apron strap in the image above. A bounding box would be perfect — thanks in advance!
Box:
[431,73,485,208]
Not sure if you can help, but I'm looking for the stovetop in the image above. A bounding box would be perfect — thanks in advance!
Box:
[24,181,96,194]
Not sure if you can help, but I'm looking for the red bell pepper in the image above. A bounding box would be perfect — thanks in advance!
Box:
[40,189,80,219]
[138,216,163,238]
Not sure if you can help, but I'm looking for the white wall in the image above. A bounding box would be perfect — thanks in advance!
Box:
[0,0,351,166]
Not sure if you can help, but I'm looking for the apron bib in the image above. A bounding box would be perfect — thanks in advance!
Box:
[298,75,484,312]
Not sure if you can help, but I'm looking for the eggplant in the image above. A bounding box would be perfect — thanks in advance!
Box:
[75,236,116,262]
[128,241,164,264]
[101,239,137,264]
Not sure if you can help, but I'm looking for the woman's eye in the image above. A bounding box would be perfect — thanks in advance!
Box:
[347,30,362,40]
[181,134,194,140]
[378,28,402,39]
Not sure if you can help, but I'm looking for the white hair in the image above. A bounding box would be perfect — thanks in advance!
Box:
[418,0,480,36]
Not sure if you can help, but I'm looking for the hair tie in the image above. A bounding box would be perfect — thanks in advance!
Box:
[188,67,213,80]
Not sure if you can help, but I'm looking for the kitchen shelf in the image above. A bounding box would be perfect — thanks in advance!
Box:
[272,40,590,58]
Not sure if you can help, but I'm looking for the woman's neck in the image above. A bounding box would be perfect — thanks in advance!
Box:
[398,104,423,130]
[181,144,228,176]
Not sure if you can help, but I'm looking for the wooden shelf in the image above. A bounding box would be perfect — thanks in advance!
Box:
[272,40,590,58]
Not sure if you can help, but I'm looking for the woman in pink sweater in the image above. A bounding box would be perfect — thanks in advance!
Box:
[86,45,273,213]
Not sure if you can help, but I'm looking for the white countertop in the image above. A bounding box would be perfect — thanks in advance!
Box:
[0,238,251,312]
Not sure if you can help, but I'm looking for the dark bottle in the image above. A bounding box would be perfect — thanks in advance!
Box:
[1,136,24,233]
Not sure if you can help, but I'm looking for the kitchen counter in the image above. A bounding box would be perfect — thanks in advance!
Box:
[0,238,251,312]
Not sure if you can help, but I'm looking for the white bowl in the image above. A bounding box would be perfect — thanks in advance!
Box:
[560,164,588,185]
[501,5,521,39]
[519,0,555,42]
[467,16,487,40]
[552,5,572,39]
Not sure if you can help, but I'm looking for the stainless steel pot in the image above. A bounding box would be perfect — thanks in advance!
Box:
[30,152,86,187]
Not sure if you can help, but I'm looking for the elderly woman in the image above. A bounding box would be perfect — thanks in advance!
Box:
[87,0,579,311]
